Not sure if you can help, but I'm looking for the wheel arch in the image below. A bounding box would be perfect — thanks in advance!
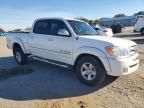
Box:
[74,53,104,68]
[13,43,23,54]
[12,38,26,54]
[13,42,28,65]
[73,47,112,73]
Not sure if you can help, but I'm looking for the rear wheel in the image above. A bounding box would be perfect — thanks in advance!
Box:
[76,56,106,86]
[13,47,28,65]
[141,28,144,35]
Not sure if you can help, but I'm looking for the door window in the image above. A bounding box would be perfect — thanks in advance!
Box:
[33,19,70,36]
[50,20,70,36]
[33,20,50,35]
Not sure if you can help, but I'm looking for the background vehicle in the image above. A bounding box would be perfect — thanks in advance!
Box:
[100,16,136,29]
[134,15,144,35]
[6,18,139,86]
[110,23,123,33]
[93,26,113,37]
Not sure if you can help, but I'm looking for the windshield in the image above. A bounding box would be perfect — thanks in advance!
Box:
[67,20,98,36]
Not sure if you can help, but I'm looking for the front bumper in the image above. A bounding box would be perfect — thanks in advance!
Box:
[107,54,139,76]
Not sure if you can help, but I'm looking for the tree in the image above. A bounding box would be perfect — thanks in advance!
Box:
[0,28,4,32]
[88,20,93,25]
[9,29,23,32]
[75,17,89,23]
[114,13,126,18]
[75,17,100,26]
[99,17,109,21]
[25,27,32,32]
[134,11,144,16]
[93,20,100,25]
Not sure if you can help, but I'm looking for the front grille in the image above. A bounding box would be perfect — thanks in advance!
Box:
[129,45,138,56]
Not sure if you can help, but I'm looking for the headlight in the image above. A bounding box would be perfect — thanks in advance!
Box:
[105,46,129,57]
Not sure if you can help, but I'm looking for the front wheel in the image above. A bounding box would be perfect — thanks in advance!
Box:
[13,48,28,65]
[76,56,106,86]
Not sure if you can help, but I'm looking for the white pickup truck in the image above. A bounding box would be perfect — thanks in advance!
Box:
[6,17,139,86]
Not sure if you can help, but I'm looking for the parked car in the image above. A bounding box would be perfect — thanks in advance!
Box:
[134,15,144,35]
[93,26,113,37]
[111,23,123,34]
[6,17,139,86]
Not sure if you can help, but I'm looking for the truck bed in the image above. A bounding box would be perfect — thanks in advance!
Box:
[6,32,30,54]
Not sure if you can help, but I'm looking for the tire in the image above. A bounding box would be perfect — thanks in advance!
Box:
[141,28,144,35]
[76,56,106,86]
[13,47,28,65]
[111,25,116,33]
[115,25,122,33]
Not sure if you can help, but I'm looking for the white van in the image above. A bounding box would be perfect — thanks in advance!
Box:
[134,15,144,35]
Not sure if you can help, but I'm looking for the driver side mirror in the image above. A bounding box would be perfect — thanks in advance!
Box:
[58,29,70,36]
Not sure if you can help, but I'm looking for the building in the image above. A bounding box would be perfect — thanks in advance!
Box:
[100,16,137,28]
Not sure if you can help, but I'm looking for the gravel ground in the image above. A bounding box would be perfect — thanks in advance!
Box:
[0,36,144,108]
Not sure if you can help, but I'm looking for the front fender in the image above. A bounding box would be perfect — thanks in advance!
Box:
[73,46,112,73]
[12,37,26,53]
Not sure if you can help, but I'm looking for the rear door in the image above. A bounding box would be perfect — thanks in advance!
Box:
[28,20,51,57]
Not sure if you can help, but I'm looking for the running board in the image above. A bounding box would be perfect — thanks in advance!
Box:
[32,56,71,69]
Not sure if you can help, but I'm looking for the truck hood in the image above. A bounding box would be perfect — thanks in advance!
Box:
[79,35,136,47]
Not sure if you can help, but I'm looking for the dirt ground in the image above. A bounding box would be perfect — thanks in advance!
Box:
[0,35,144,108]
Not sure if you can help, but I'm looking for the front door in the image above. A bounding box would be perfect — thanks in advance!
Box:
[45,19,73,64]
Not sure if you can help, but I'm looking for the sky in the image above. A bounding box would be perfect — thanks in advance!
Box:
[0,0,144,31]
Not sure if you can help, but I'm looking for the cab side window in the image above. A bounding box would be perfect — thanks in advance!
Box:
[33,19,70,36]
[33,20,50,35]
